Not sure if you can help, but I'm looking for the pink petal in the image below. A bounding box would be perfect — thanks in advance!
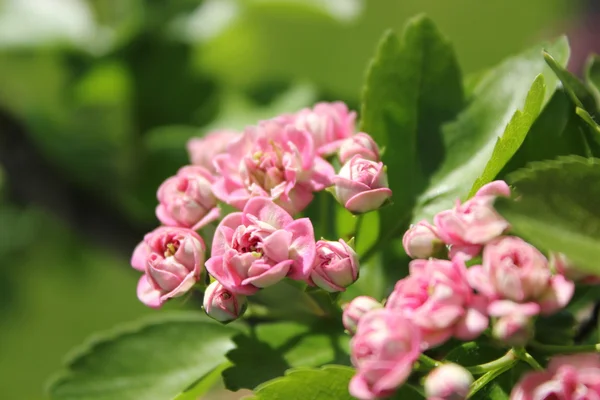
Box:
[286,218,316,280]
[242,260,293,288]
[349,374,377,400]
[309,157,336,190]
[262,229,293,262]
[454,306,489,340]
[475,181,511,198]
[243,197,293,229]
[131,242,150,271]
[155,204,179,226]
[211,213,243,256]
[191,206,221,231]
[538,275,575,315]
[137,275,163,308]
[345,188,393,214]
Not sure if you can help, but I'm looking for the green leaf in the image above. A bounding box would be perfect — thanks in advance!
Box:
[247,365,355,400]
[496,156,600,274]
[360,15,464,240]
[585,54,600,106]
[469,74,545,196]
[543,51,598,113]
[411,37,568,223]
[575,107,600,147]
[223,320,350,392]
[172,362,232,400]
[48,313,238,400]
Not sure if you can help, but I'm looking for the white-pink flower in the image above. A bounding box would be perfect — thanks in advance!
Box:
[131,226,206,308]
[187,130,241,172]
[212,120,335,215]
[333,155,392,214]
[342,296,383,335]
[511,354,600,400]
[203,280,247,323]
[205,197,316,295]
[386,258,488,348]
[293,101,356,155]
[156,165,220,230]
[310,239,359,292]
[402,220,443,259]
[349,309,421,400]
[338,132,380,164]
[425,363,473,400]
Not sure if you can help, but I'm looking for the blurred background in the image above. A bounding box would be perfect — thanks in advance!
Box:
[0,0,597,398]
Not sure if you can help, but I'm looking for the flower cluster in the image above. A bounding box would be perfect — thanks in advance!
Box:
[129,102,391,320]
[343,181,580,400]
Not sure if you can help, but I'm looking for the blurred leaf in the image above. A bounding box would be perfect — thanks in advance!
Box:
[534,310,576,345]
[247,365,355,400]
[575,107,600,148]
[543,51,597,113]
[48,313,239,400]
[496,156,600,275]
[360,16,464,241]
[469,74,545,196]
[411,36,568,223]
[172,362,232,400]
[585,54,600,106]
[499,89,589,177]
[223,320,350,391]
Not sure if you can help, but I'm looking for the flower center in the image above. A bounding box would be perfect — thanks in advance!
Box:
[164,240,180,257]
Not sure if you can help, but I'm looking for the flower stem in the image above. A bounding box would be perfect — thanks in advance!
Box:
[464,349,517,375]
[513,347,544,370]
[529,341,600,355]
[418,354,442,369]
[467,358,518,398]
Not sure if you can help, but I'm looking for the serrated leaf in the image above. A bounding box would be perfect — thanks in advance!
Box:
[411,37,568,223]
[543,51,598,112]
[223,320,350,392]
[469,74,546,196]
[48,313,238,400]
[360,15,464,241]
[496,156,600,274]
[585,54,600,106]
[247,365,356,400]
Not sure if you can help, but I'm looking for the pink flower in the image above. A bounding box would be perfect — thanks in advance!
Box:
[133,227,206,308]
[511,354,600,400]
[386,258,488,348]
[402,220,443,259]
[293,101,356,155]
[349,309,421,400]
[468,236,574,315]
[212,120,335,215]
[187,130,240,172]
[338,132,380,164]
[310,239,359,292]
[550,252,600,285]
[342,296,383,335]
[434,180,510,248]
[205,197,316,295]
[489,300,539,346]
[333,155,392,214]
[203,280,247,323]
[425,364,473,400]
[156,165,220,230]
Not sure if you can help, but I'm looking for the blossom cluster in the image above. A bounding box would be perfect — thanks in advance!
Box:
[129,102,391,321]
[342,180,589,400]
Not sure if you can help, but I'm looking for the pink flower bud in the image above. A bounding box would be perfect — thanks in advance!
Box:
[135,227,206,308]
[187,130,240,172]
[489,301,539,346]
[338,132,380,164]
[156,165,220,230]
[342,296,383,335]
[333,155,392,214]
[402,220,443,259]
[349,309,421,400]
[550,252,600,284]
[293,101,356,155]
[310,239,359,292]
[512,354,600,399]
[424,363,473,400]
[203,281,247,323]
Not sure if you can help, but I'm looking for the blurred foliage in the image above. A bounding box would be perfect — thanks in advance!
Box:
[0,0,582,398]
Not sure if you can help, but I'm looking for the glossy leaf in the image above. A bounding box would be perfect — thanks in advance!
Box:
[247,365,356,400]
[496,156,600,274]
[412,37,568,223]
[48,313,238,400]
[360,15,464,241]
[585,54,600,106]
[223,320,350,392]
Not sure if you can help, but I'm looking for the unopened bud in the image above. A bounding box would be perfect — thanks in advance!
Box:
[203,281,247,323]
[342,296,382,335]
[402,220,443,259]
[424,363,473,400]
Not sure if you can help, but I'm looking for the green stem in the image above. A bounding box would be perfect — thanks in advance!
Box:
[529,341,600,355]
[353,214,364,248]
[464,350,517,375]
[513,347,544,371]
[418,354,442,369]
[467,359,519,399]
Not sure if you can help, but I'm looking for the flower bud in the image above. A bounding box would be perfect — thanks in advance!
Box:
[310,239,359,292]
[488,300,538,346]
[402,220,443,259]
[424,363,473,400]
[550,252,600,284]
[332,155,392,214]
[342,296,382,335]
[338,132,380,164]
[203,281,247,323]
